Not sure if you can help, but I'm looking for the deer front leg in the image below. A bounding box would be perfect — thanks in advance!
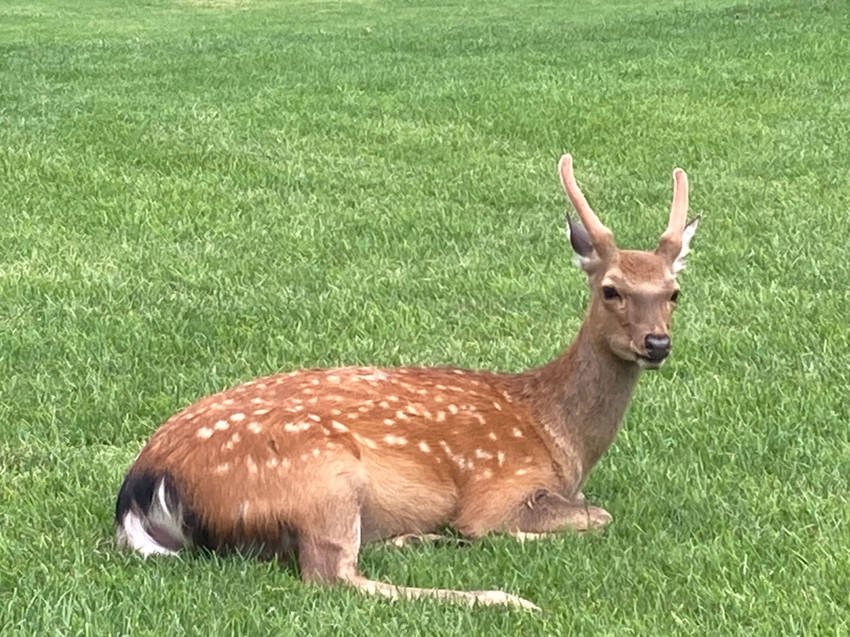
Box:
[386,533,470,548]
[507,489,612,539]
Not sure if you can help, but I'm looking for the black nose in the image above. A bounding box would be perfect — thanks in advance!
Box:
[644,334,671,361]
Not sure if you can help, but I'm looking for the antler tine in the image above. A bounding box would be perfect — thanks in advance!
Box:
[657,168,689,262]
[558,154,616,258]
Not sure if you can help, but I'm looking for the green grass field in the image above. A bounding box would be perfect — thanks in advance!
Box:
[2,0,849,634]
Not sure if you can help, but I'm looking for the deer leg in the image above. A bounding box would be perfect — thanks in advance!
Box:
[385,533,465,548]
[507,489,612,536]
[297,492,539,610]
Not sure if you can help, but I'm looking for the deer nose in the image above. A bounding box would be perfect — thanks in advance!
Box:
[644,334,671,361]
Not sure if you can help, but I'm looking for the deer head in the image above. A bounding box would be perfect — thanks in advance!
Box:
[559,154,699,369]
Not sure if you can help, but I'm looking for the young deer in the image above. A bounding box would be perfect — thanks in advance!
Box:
[115,155,698,610]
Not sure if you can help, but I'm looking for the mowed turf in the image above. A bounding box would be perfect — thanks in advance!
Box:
[1,0,849,634]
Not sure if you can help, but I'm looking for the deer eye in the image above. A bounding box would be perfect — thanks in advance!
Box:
[601,285,620,300]
[670,290,680,303]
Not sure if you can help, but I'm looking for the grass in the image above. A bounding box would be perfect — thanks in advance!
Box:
[1,0,849,634]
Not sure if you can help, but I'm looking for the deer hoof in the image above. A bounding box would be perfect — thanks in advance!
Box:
[584,506,613,530]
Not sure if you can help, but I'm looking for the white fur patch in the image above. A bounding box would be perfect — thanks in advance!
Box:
[117,510,178,557]
[673,218,699,274]
[117,480,188,557]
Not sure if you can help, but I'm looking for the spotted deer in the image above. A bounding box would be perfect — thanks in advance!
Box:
[115,154,698,610]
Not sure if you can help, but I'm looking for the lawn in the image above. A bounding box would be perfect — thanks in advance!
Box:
[1,0,849,634]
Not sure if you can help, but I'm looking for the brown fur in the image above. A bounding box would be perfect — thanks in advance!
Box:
[116,155,697,610]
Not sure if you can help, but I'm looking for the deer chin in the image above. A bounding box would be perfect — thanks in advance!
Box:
[635,355,666,370]
[625,343,668,370]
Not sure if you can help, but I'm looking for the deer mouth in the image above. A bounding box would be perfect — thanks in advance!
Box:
[636,355,665,370]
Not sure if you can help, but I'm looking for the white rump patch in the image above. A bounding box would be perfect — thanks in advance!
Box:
[117,510,177,557]
[116,481,187,558]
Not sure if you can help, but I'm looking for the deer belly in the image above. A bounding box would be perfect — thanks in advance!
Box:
[358,451,458,542]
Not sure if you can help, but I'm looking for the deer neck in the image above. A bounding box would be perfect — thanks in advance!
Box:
[514,323,641,490]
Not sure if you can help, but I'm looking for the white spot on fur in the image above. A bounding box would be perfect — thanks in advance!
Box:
[196,427,213,439]
[214,420,229,431]
[312,448,320,457]
[488,432,497,441]
[330,408,342,416]
[497,451,505,466]
[482,469,493,479]
[383,418,395,426]
[435,411,446,422]
[383,434,407,446]
[418,441,431,453]
[266,457,279,468]
[331,420,349,432]
[395,410,408,420]
[214,462,230,474]
[512,428,523,438]
[327,375,341,383]
[515,468,528,476]
[246,457,258,474]
[284,422,311,433]
[352,433,377,449]
[379,401,390,409]
[475,449,493,460]
[447,404,459,415]
[223,432,242,450]
[307,413,321,422]
[492,401,502,411]
[253,408,270,416]
[359,370,388,382]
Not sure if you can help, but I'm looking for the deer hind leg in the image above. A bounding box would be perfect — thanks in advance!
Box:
[507,489,612,540]
[297,492,539,610]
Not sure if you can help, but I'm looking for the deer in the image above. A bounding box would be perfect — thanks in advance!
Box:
[115,154,699,611]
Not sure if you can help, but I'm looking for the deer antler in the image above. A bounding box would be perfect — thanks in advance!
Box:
[656,168,689,263]
[558,154,616,260]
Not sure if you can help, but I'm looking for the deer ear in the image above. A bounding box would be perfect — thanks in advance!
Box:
[566,214,601,273]
[672,216,700,274]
